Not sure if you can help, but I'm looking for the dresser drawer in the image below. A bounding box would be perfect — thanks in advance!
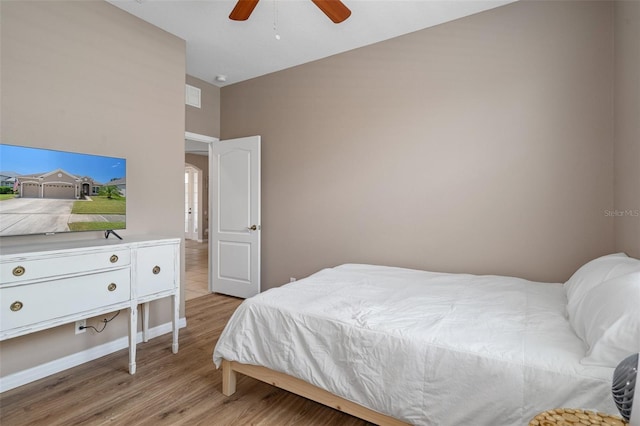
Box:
[136,244,176,298]
[1,268,131,332]
[1,249,130,284]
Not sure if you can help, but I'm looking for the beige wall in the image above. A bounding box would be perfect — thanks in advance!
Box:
[184,75,217,242]
[221,0,616,290]
[0,1,185,376]
[614,1,640,258]
[186,75,221,138]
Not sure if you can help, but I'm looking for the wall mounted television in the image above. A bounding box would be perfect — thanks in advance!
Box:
[0,143,126,237]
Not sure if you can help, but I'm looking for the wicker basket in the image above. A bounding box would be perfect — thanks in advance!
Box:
[528,408,628,426]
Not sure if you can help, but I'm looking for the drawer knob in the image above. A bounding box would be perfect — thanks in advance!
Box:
[152,265,161,275]
[107,283,117,292]
[110,254,119,263]
[12,266,25,277]
[10,301,23,312]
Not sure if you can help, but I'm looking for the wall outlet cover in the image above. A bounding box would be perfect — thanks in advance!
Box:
[75,319,86,334]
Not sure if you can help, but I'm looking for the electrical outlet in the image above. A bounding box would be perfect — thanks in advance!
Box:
[75,319,86,334]
[290,277,296,282]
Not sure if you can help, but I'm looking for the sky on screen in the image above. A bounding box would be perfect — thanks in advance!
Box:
[0,144,125,184]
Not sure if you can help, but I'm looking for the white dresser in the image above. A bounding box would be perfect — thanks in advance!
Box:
[0,236,180,375]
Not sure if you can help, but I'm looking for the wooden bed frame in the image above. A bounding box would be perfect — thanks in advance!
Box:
[221,359,409,426]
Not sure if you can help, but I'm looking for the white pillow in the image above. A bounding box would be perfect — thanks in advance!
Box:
[577,272,640,367]
[565,253,640,331]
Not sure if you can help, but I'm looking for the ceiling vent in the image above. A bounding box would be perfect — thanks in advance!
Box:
[185,84,201,108]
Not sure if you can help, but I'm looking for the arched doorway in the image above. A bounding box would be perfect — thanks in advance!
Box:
[184,163,202,241]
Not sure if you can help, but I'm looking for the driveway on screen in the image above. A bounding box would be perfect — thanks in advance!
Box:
[0,198,75,236]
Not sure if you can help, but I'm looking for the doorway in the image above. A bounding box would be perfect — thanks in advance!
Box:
[184,132,216,301]
[183,132,261,300]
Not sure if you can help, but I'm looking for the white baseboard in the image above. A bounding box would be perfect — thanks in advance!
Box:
[0,317,187,393]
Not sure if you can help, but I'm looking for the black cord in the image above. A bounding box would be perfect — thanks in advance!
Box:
[104,230,123,240]
[80,310,120,333]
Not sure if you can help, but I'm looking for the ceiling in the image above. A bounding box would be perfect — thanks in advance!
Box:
[108,0,516,88]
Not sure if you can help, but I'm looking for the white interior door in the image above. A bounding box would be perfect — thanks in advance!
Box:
[184,165,199,240]
[211,136,261,298]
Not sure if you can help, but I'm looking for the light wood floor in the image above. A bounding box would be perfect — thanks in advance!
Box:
[185,239,209,301]
[0,293,371,426]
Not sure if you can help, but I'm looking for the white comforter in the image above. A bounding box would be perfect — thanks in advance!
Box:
[213,264,617,425]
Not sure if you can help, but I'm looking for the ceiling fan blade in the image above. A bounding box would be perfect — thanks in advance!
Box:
[311,0,351,23]
[229,0,260,21]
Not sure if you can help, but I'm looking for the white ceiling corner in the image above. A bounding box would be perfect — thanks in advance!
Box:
[107,0,517,88]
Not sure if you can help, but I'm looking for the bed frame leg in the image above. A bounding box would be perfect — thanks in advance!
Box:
[222,359,237,396]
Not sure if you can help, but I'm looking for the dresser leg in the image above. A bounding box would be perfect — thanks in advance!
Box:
[129,305,137,374]
[172,293,179,354]
[142,302,149,343]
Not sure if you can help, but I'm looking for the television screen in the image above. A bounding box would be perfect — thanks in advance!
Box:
[0,143,126,237]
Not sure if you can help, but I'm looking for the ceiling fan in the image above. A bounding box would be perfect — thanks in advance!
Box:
[229,0,351,24]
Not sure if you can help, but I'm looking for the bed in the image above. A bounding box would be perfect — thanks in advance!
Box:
[213,256,640,425]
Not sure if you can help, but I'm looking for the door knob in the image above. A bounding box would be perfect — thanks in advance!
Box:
[248,225,257,231]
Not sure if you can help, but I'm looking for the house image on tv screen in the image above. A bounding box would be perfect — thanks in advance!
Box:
[15,168,124,200]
